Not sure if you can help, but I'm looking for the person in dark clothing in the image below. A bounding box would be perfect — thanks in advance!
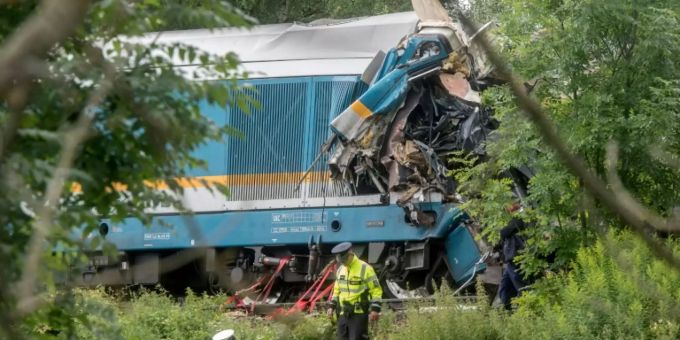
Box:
[498,205,528,311]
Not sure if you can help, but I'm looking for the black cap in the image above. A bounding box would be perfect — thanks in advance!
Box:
[331,242,352,254]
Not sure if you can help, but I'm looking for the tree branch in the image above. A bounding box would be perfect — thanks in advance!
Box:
[14,49,115,314]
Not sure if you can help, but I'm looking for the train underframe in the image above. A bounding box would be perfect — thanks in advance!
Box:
[72,227,494,303]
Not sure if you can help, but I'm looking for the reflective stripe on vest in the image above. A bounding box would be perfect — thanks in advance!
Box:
[360,263,367,281]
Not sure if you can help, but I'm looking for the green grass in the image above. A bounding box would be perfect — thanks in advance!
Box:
[22,231,680,339]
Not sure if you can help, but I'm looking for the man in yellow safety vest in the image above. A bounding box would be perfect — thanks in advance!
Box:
[326,242,383,340]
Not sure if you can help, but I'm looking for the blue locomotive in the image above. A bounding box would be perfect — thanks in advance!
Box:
[79,11,496,302]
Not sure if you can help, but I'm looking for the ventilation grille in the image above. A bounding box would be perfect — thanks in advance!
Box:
[220,77,366,203]
[226,81,307,201]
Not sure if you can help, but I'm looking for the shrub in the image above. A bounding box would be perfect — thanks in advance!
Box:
[382,231,680,340]
[507,231,680,340]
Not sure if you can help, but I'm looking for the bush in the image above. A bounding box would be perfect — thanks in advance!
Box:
[506,231,680,340]
[382,231,680,340]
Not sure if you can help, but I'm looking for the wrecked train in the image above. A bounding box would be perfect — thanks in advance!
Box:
[76,9,506,303]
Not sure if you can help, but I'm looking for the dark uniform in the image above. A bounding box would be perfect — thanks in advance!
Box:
[329,242,382,340]
[498,217,527,310]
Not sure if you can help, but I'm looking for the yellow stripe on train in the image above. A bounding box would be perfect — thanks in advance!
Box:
[350,100,373,118]
[70,171,331,193]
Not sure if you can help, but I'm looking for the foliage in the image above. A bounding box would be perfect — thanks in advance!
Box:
[453,0,680,275]
[506,231,680,339]
[150,0,414,29]
[0,0,253,336]
[22,287,332,339]
[381,231,680,340]
[229,0,412,25]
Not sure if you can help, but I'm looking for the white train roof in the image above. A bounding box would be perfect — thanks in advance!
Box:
[143,11,419,78]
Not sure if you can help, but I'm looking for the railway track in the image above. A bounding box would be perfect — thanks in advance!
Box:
[224,296,481,315]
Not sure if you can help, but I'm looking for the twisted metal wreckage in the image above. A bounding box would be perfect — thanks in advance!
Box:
[304,11,530,224]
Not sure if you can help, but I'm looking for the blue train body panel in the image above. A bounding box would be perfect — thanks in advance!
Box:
[446,225,485,284]
[105,202,465,250]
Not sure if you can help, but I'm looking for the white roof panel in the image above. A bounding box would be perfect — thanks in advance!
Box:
[141,12,419,78]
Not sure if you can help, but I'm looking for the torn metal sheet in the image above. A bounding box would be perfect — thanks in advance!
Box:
[439,73,480,102]
[381,88,423,191]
